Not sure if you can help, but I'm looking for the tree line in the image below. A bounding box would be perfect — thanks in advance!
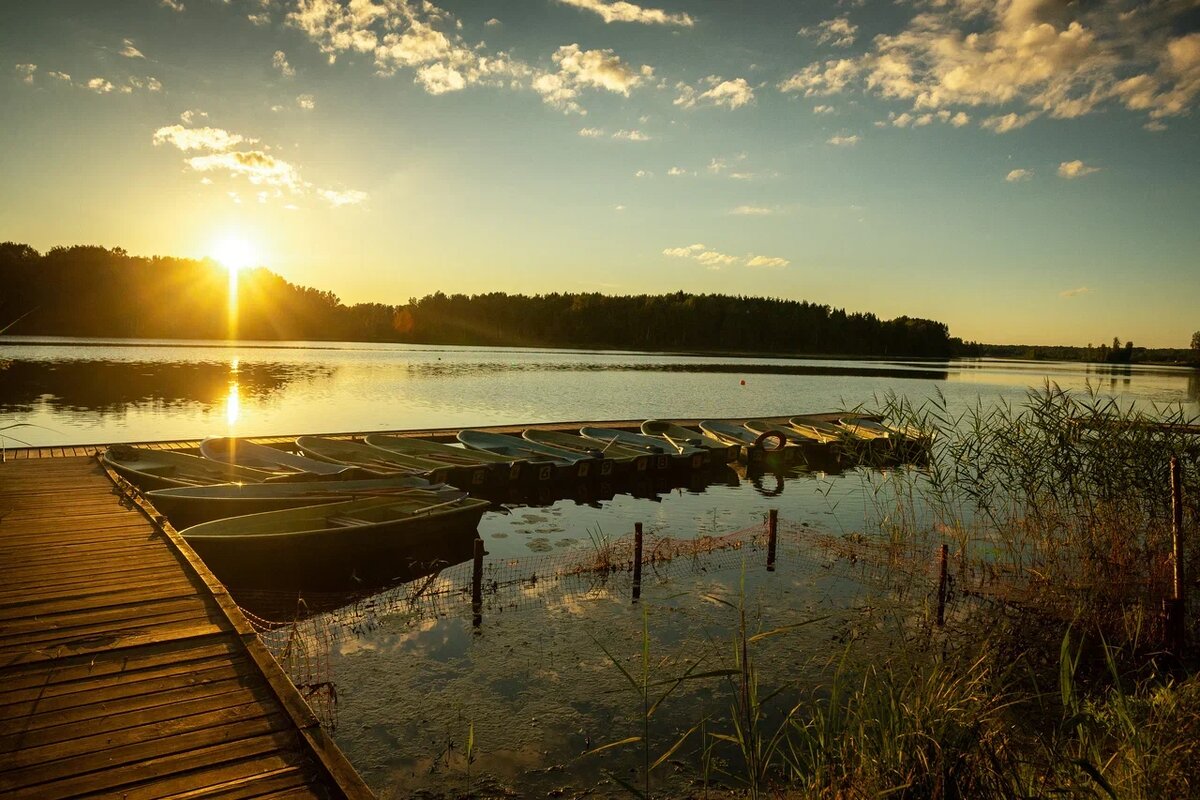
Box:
[0,243,956,356]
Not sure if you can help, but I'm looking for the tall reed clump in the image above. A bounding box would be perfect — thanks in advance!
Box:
[870,384,1199,639]
[590,386,1199,797]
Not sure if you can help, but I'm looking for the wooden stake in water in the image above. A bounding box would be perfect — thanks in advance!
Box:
[632,522,643,602]
[472,537,484,628]
[936,544,949,628]
[766,509,778,571]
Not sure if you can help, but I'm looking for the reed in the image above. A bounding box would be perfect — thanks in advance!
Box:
[592,385,1200,797]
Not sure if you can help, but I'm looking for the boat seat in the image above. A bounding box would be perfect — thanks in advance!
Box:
[326,515,372,528]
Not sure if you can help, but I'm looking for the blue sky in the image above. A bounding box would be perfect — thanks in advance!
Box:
[2,0,1198,346]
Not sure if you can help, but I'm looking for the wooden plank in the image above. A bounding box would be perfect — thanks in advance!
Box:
[5,699,280,771]
[0,672,258,728]
[2,715,293,794]
[99,755,315,800]
[0,636,236,692]
[0,581,203,623]
[0,649,243,706]
[0,620,225,667]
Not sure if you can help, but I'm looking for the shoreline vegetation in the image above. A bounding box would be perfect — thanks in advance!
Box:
[5,243,1196,365]
[542,389,1200,798]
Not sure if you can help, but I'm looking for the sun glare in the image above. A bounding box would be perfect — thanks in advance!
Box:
[211,236,259,272]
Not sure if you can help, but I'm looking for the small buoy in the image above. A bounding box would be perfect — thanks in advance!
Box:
[740,379,746,386]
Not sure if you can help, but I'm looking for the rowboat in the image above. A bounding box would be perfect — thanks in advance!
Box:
[296,435,457,485]
[100,445,278,491]
[200,437,360,476]
[146,474,451,528]
[788,415,850,444]
[522,429,638,475]
[458,429,594,480]
[640,420,740,464]
[580,427,708,469]
[364,433,534,483]
[744,419,846,470]
[180,490,491,589]
[698,421,792,464]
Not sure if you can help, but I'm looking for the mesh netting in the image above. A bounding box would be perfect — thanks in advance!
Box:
[236,515,1181,731]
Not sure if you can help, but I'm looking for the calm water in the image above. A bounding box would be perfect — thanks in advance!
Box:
[2,336,1196,449]
[3,337,1197,796]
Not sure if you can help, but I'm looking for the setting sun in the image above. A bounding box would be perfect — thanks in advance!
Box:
[210,236,260,272]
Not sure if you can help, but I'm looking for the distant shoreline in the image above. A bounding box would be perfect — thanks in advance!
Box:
[2,332,1197,369]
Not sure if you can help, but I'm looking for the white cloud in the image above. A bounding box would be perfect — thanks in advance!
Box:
[634,169,652,177]
[667,166,690,176]
[552,43,648,96]
[1005,168,1033,182]
[554,0,693,26]
[180,109,208,124]
[746,255,790,268]
[578,127,605,137]
[612,129,650,141]
[248,12,271,26]
[318,188,368,206]
[779,59,859,96]
[663,244,787,270]
[534,44,650,113]
[153,124,251,151]
[86,77,115,94]
[695,250,740,268]
[675,76,755,110]
[47,71,71,82]
[160,0,184,11]
[981,111,1040,133]
[812,104,835,114]
[614,204,626,211]
[128,76,162,92]
[886,108,970,128]
[1059,286,1090,298]
[485,18,501,27]
[120,39,145,59]
[186,150,305,191]
[731,205,774,216]
[156,118,366,207]
[827,134,860,146]
[15,64,36,85]
[297,93,315,110]
[417,63,466,94]
[1057,160,1099,179]
[287,0,383,61]
[778,2,1200,127]
[273,50,295,78]
[799,16,857,47]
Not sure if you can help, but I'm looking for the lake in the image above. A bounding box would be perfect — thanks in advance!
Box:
[3,337,1198,796]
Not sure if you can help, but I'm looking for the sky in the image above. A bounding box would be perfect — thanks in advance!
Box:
[1,0,1198,347]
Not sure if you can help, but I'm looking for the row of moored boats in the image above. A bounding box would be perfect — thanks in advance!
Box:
[99,413,928,567]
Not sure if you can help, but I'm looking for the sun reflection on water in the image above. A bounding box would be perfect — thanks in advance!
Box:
[225,357,241,427]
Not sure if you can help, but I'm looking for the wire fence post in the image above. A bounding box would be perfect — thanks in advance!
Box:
[632,522,643,602]
[1165,457,1185,651]
[936,543,949,628]
[766,509,778,571]
[472,537,484,629]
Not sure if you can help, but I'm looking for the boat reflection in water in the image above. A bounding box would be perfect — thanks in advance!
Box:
[213,527,482,619]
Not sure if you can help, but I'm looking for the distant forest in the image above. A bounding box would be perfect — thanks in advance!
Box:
[0,243,955,356]
[2,243,1195,364]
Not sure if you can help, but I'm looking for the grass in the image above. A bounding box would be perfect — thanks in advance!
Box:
[589,385,1200,798]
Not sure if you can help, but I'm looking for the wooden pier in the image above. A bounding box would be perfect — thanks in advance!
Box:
[0,453,372,798]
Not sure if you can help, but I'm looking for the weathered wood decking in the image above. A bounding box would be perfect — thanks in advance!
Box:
[0,455,372,798]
